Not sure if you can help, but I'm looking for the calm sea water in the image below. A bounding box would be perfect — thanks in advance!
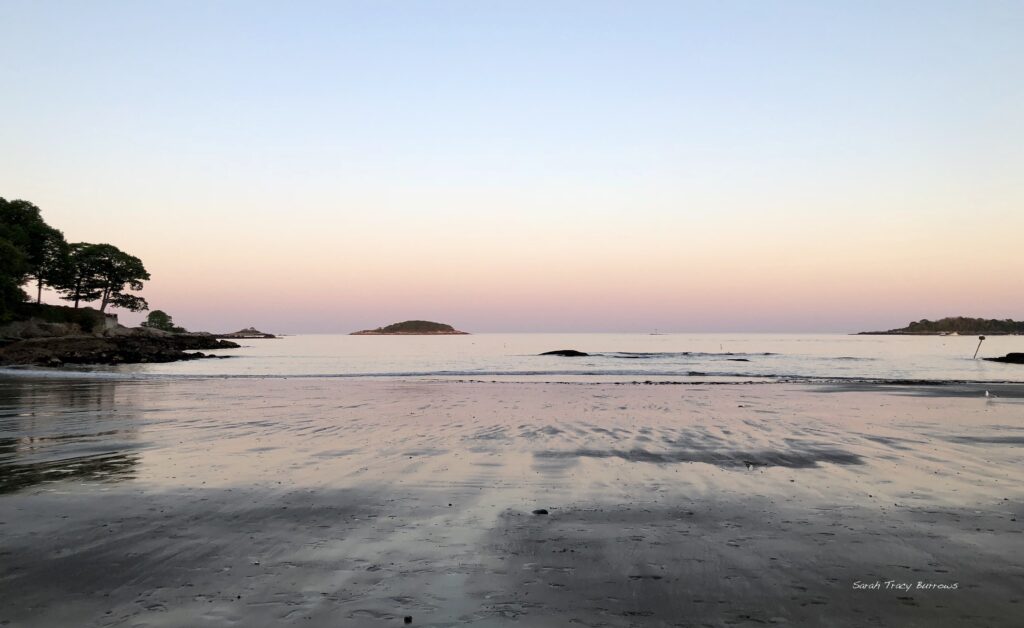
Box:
[4,333,1022,383]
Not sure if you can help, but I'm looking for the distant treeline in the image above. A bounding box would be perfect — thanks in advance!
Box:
[0,197,150,324]
[865,317,1024,335]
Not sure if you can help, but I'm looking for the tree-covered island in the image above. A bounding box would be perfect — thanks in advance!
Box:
[859,317,1024,335]
[351,320,469,335]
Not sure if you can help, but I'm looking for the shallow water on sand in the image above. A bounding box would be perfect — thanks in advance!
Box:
[1,377,1022,626]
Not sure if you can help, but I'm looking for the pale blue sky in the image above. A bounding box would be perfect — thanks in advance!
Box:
[2,1,1022,332]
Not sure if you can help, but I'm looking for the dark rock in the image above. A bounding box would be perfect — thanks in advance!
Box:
[404,616,412,624]
[0,333,240,367]
[540,350,589,357]
[984,353,1024,364]
[532,508,549,515]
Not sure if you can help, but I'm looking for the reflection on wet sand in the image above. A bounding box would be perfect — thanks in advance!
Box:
[0,378,1021,626]
[533,445,864,468]
[0,378,141,493]
[0,452,139,494]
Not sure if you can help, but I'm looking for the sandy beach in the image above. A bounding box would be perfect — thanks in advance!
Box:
[1,378,1022,627]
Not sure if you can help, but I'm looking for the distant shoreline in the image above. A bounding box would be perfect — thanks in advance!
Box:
[859,316,1024,336]
[856,332,1020,336]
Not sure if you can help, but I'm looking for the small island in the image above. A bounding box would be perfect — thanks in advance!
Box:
[859,317,1024,336]
[350,320,469,335]
[215,327,276,339]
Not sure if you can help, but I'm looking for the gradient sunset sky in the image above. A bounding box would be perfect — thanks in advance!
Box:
[2,1,1021,332]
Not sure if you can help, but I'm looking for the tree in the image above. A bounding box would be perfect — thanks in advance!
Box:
[0,198,42,320]
[1,198,153,320]
[58,244,104,309]
[26,224,70,304]
[0,238,28,323]
[141,310,186,333]
[57,243,151,312]
[0,197,75,308]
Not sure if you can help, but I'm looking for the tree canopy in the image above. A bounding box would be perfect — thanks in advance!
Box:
[55,243,150,312]
[0,198,44,321]
[141,310,186,333]
[0,196,151,321]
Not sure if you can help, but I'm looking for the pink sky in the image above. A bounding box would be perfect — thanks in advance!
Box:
[27,193,1023,333]
[4,2,1022,332]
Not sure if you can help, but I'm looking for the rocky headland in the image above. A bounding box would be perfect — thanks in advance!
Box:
[0,332,240,367]
[0,306,240,367]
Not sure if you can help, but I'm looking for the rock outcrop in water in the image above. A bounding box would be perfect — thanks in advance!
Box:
[983,353,1024,364]
[0,332,240,367]
[0,310,241,367]
[351,320,468,335]
[541,349,589,357]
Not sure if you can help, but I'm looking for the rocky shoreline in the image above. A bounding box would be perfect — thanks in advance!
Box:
[0,313,241,367]
[858,331,1021,336]
[0,332,240,367]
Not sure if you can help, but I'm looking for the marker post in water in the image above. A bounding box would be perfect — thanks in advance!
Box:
[973,335,986,359]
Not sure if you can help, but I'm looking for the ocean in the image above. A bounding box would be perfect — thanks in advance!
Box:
[3,332,1022,383]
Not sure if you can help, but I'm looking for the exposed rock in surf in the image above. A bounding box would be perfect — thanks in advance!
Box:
[984,353,1024,364]
[541,349,589,357]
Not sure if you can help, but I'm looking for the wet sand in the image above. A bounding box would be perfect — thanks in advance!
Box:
[1,378,1022,627]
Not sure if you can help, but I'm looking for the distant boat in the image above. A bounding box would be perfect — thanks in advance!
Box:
[649,329,665,335]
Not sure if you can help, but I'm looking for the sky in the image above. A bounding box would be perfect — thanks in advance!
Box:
[1,1,1022,333]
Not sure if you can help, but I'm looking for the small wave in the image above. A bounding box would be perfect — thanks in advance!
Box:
[601,351,775,359]
[2,366,1016,386]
